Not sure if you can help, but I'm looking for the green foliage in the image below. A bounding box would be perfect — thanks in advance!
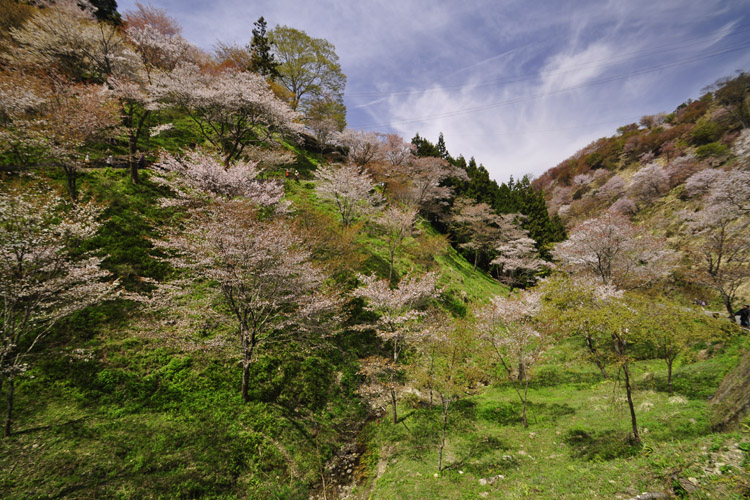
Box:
[695,141,730,159]
[690,120,725,145]
[269,25,346,114]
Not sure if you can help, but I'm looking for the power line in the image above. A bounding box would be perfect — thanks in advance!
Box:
[345,24,750,99]
[349,41,750,130]
[446,116,638,138]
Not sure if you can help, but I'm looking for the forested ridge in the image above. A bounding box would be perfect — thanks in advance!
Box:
[1,1,749,499]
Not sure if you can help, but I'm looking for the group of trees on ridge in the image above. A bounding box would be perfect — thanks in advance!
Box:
[0,0,748,489]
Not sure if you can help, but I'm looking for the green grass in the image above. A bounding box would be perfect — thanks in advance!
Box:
[361,336,750,499]
[3,165,749,499]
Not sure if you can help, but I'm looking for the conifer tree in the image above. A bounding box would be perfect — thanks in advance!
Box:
[248,16,279,78]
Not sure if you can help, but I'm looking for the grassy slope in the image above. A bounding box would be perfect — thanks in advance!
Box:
[0,168,506,499]
[2,140,748,499]
[361,337,750,499]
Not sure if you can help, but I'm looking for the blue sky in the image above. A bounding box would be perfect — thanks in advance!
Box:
[117,0,750,183]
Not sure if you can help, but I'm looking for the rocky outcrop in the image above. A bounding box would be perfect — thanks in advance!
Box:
[711,348,750,430]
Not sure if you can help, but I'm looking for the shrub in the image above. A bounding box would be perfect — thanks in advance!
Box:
[695,142,729,160]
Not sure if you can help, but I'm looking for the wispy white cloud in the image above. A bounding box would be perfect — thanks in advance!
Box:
[117,0,750,182]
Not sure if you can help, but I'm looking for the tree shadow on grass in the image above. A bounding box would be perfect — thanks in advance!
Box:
[448,435,520,477]
[564,428,641,461]
[531,365,604,389]
[478,401,575,426]
[12,417,88,437]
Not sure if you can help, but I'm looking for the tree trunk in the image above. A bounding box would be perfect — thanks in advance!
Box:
[391,387,398,424]
[241,362,250,402]
[521,372,529,428]
[240,330,254,403]
[517,356,526,383]
[63,165,78,201]
[586,335,608,379]
[438,394,449,472]
[724,297,736,322]
[622,362,640,445]
[667,358,674,395]
[388,249,395,285]
[129,136,139,185]
[4,376,14,438]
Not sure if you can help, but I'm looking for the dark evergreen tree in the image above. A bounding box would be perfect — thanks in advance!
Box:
[507,176,566,259]
[248,16,279,78]
[87,0,121,24]
[436,132,449,159]
[411,133,441,158]
[410,133,565,264]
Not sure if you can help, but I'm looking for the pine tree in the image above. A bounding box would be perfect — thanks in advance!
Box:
[436,132,449,159]
[411,133,441,158]
[248,17,279,78]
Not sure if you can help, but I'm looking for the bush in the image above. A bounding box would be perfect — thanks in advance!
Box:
[695,142,729,159]
[690,121,724,146]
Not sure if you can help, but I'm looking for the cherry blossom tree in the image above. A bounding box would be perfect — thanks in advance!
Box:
[540,274,644,444]
[155,200,339,402]
[539,275,621,379]
[125,24,191,78]
[705,169,750,216]
[1,187,118,436]
[8,0,138,82]
[476,290,545,427]
[684,168,720,198]
[155,149,283,205]
[399,156,468,218]
[47,82,120,199]
[353,272,439,423]
[450,198,517,271]
[314,163,382,227]
[0,69,48,167]
[628,162,670,203]
[336,129,382,167]
[379,133,414,167]
[304,97,345,153]
[411,318,482,472]
[639,301,719,394]
[607,197,637,216]
[110,11,193,184]
[553,212,676,289]
[108,74,159,184]
[596,174,626,202]
[377,204,418,283]
[124,2,182,38]
[491,227,544,291]
[683,177,750,319]
[0,69,120,197]
[153,63,302,166]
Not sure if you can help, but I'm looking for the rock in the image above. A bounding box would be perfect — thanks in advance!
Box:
[478,474,504,485]
[712,349,750,430]
[625,493,668,500]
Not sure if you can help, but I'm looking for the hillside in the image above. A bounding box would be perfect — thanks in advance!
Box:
[533,72,749,230]
[1,2,750,499]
